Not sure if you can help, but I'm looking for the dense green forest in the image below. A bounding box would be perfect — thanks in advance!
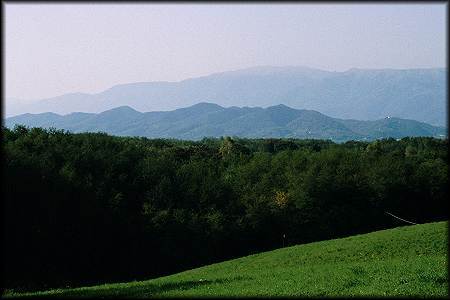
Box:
[2,126,448,291]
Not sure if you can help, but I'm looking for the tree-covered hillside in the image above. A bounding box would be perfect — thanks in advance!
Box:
[2,126,448,291]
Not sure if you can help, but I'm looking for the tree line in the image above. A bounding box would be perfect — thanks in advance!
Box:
[2,126,448,291]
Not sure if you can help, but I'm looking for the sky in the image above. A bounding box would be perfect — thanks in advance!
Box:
[4,3,447,100]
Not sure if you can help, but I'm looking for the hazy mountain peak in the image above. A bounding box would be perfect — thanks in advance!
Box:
[175,102,225,114]
[104,105,139,112]
[188,102,224,109]
[98,106,141,117]
[267,104,293,110]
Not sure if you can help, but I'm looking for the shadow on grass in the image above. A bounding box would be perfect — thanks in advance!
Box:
[22,276,252,298]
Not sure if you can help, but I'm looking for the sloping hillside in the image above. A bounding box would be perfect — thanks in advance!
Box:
[5,221,447,297]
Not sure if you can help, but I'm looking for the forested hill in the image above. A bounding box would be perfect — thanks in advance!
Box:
[3,126,448,291]
[5,103,446,142]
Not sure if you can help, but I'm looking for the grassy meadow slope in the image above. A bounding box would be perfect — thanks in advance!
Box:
[5,221,447,298]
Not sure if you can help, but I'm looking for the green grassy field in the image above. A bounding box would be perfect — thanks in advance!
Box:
[4,221,448,298]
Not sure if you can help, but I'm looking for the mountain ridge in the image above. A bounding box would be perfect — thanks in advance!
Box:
[5,103,446,142]
[5,66,446,126]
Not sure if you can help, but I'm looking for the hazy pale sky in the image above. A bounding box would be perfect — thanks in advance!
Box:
[5,3,447,100]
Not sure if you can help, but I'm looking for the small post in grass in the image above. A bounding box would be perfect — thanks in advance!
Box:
[282,233,285,248]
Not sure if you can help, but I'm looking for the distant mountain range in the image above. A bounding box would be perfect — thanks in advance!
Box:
[5,66,447,126]
[5,103,446,142]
